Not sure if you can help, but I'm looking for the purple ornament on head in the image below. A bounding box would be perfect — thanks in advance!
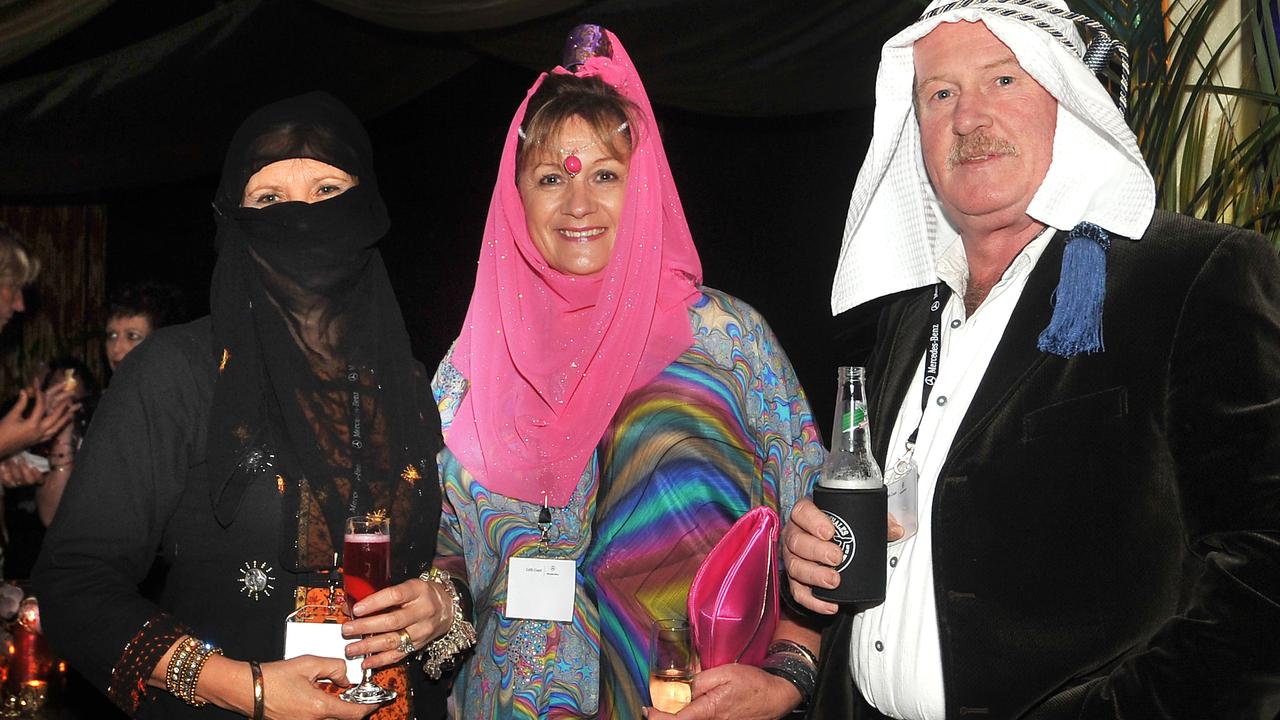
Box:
[561,23,613,69]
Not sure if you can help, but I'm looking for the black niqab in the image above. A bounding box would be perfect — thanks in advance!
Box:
[207,92,438,580]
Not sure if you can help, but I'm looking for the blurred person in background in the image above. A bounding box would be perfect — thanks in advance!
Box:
[0,358,101,578]
[31,282,190,540]
[0,223,75,462]
[0,222,35,338]
[105,281,187,373]
[0,223,78,573]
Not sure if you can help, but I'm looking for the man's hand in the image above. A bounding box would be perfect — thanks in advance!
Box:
[783,498,908,614]
[782,498,844,615]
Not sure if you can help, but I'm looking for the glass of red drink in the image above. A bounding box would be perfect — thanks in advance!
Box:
[340,515,397,705]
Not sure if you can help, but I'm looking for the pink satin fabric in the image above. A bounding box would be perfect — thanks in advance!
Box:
[445,30,703,506]
[687,506,781,668]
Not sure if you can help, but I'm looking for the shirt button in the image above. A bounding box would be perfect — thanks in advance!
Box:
[950,319,962,328]
[889,556,898,567]
[875,641,884,652]
[936,395,948,406]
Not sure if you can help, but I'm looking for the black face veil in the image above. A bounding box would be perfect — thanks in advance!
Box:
[207,92,438,579]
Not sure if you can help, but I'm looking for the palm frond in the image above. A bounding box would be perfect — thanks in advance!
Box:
[1080,0,1280,246]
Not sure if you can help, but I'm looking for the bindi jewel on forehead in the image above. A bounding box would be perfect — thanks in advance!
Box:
[518,121,630,178]
[559,121,628,177]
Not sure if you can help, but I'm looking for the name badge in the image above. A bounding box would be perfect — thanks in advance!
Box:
[885,455,920,545]
[504,557,576,622]
[283,620,363,684]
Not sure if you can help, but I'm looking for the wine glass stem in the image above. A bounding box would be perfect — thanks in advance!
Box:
[360,636,375,683]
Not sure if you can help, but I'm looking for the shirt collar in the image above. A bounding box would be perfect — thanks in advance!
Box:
[935,224,1056,299]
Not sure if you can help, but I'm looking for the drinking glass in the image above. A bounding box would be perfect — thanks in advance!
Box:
[648,618,696,713]
[340,515,397,704]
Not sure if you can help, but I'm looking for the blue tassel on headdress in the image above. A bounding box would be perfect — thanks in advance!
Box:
[1037,222,1112,357]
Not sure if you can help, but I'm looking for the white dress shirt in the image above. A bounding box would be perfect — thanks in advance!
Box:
[848,229,1054,719]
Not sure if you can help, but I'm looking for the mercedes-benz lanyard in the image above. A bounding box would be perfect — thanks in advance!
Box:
[887,282,952,484]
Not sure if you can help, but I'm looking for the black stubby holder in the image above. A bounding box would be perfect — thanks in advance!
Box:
[812,485,887,608]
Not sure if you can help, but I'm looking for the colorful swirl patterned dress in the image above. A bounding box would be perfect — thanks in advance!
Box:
[434,288,823,719]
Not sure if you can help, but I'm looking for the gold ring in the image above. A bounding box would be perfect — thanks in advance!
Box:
[396,628,416,655]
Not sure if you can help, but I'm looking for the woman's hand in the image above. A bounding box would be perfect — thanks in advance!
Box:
[197,654,373,720]
[646,663,802,720]
[155,640,373,719]
[258,656,373,720]
[0,455,43,488]
[342,576,453,669]
[0,389,44,456]
[36,383,78,444]
[0,384,79,457]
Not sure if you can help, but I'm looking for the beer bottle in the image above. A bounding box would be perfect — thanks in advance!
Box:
[812,366,887,606]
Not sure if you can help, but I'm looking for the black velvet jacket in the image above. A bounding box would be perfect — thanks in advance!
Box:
[810,211,1280,718]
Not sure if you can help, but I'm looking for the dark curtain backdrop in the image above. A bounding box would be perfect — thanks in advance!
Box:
[0,0,114,69]
[0,0,918,195]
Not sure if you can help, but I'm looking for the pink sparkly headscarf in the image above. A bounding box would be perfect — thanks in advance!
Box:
[445,28,703,506]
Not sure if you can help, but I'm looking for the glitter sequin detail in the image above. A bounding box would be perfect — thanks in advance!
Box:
[510,620,551,685]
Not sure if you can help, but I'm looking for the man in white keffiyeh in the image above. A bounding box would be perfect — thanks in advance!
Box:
[781,1,1280,718]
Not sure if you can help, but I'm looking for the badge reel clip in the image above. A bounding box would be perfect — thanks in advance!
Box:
[505,494,576,623]
[885,445,919,545]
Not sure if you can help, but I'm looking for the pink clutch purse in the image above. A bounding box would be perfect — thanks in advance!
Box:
[686,505,780,668]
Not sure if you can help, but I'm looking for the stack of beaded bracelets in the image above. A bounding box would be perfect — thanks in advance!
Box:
[165,635,223,707]
[761,640,817,712]
[418,567,477,680]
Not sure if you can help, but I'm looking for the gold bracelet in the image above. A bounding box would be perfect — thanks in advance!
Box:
[418,567,477,680]
[249,660,264,720]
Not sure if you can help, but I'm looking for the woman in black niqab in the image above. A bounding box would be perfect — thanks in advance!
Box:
[34,92,451,720]
[209,92,436,589]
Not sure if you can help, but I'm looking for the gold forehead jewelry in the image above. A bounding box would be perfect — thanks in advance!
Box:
[517,121,629,178]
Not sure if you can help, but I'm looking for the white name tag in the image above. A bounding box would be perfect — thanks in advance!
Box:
[504,557,576,622]
[283,621,363,684]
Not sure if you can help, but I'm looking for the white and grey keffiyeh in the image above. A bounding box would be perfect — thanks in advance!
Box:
[830,0,1156,320]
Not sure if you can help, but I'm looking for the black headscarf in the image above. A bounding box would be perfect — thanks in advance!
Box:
[207,91,439,580]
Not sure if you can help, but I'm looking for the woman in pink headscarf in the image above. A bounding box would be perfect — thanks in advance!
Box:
[424,26,824,719]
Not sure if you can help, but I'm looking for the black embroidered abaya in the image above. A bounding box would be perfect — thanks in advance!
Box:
[33,92,446,719]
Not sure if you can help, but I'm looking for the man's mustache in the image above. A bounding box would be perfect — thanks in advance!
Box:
[947,132,1018,168]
